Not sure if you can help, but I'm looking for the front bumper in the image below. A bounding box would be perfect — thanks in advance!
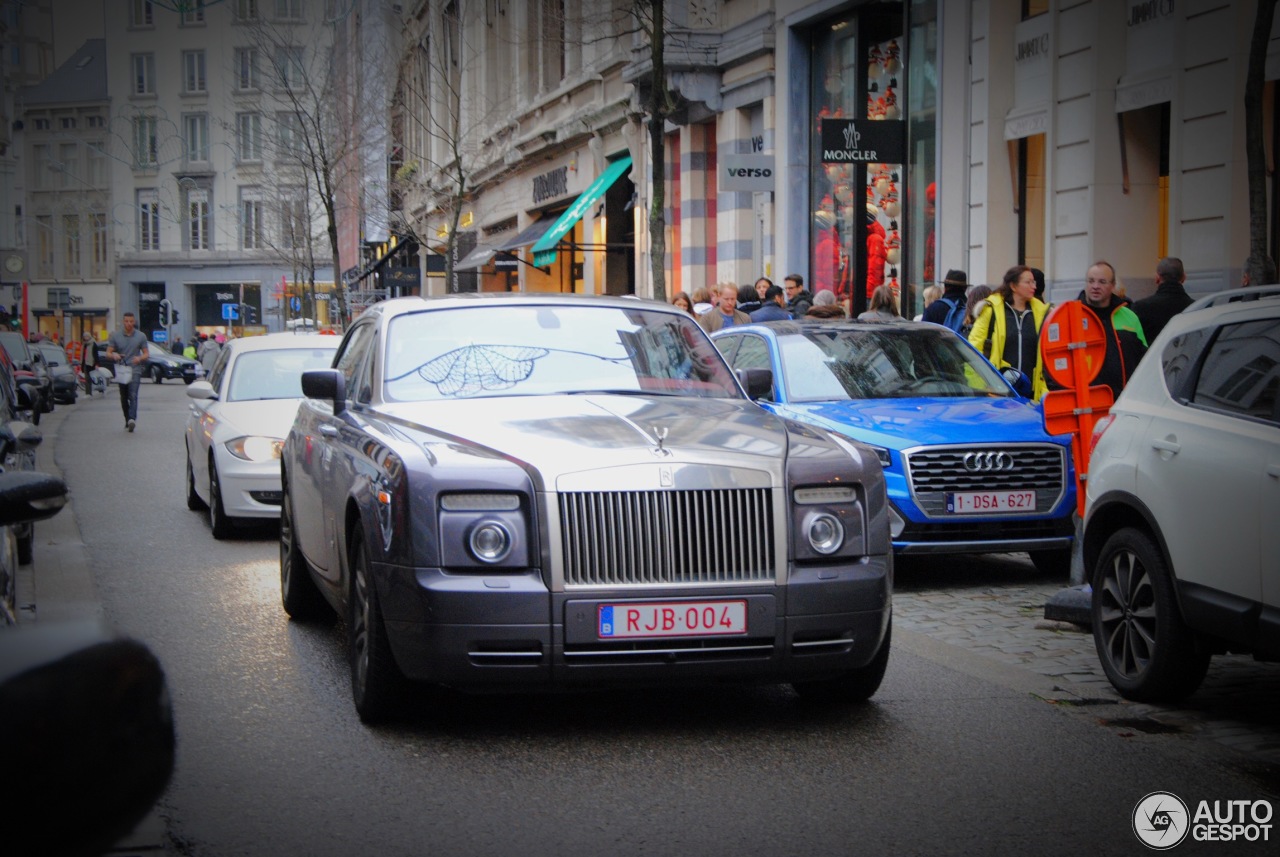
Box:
[373,557,892,691]
[215,455,284,518]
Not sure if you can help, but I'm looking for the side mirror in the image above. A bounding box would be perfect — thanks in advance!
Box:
[185,380,217,401]
[302,368,346,415]
[1001,367,1033,398]
[0,470,66,527]
[736,367,774,401]
[7,419,42,449]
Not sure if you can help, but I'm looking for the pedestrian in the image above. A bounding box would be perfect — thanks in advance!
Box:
[183,339,198,360]
[80,331,99,396]
[784,274,813,318]
[749,284,792,322]
[857,284,901,322]
[967,265,1051,400]
[198,334,221,375]
[921,269,969,331]
[736,284,764,317]
[1131,256,1194,344]
[961,285,993,339]
[753,277,773,303]
[1061,260,1148,401]
[807,289,848,320]
[105,311,149,432]
[670,291,696,316]
[913,285,942,321]
[171,335,184,357]
[697,283,751,333]
[691,286,713,315]
[1030,267,1046,302]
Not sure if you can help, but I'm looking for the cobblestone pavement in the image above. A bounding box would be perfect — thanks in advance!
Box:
[894,553,1280,773]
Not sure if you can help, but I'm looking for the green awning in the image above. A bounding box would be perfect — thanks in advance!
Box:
[531,156,632,267]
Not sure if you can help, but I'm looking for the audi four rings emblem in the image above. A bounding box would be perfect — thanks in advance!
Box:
[963,451,1015,472]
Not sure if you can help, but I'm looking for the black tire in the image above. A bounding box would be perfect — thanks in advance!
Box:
[280,487,326,621]
[185,452,206,511]
[793,623,892,703]
[1091,527,1209,702]
[29,407,39,426]
[208,457,233,539]
[1030,547,1072,577]
[349,529,406,723]
[152,366,163,384]
[16,523,33,566]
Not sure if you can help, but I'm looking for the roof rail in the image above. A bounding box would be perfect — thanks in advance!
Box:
[1186,284,1280,312]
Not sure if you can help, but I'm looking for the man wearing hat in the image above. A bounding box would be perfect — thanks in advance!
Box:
[921,268,970,332]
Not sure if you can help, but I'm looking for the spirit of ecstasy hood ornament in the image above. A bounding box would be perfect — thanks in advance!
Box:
[652,425,670,457]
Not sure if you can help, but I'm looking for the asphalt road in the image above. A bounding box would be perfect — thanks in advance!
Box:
[44,382,1280,856]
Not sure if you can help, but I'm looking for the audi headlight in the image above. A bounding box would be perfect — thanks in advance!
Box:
[468,521,513,563]
[805,511,845,555]
[225,436,284,462]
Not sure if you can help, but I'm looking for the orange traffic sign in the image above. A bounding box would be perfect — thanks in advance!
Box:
[1042,386,1115,437]
[1040,302,1105,389]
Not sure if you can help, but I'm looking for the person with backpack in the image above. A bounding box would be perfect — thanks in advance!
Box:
[921,269,970,333]
[968,265,1051,401]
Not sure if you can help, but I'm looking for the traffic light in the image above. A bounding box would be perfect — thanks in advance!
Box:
[171,309,179,324]
[158,298,171,325]
[242,303,257,325]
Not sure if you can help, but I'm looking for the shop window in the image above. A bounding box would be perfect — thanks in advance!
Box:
[1015,133,1046,271]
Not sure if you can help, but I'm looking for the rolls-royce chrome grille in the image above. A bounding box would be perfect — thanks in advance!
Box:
[559,489,774,587]
[904,444,1066,517]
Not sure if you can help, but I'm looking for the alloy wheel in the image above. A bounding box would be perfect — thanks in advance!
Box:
[1095,548,1156,681]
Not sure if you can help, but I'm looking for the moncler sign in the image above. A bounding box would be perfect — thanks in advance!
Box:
[821,118,906,165]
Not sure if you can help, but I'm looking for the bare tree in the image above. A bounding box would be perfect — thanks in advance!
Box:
[1246,0,1278,286]
[632,0,674,304]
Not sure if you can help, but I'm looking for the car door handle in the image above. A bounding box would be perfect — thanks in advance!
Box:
[1151,438,1180,454]
[1268,465,1280,479]
[318,424,339,438]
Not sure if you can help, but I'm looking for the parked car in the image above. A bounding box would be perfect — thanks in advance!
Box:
[1084,288,1280,702]
[34,341,78,404]
[0,332,54,422]
[145,344,202,384]
[0,383,44,608]
[184,333,340,538]
[711,320,1076,573]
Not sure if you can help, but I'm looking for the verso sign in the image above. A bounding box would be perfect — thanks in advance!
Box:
[721,154,775,191]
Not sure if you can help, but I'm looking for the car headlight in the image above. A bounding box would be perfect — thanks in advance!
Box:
[805,511,845,555]
[225,436,285,462]
[867,445,892,468]
[468,521,513,563]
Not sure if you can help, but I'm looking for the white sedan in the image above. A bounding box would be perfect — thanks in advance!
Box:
[185,333,340,538]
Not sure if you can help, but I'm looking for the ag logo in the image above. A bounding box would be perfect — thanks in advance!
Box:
[1133,791,1190,849]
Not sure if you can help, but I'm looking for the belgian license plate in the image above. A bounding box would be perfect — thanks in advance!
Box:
[946,490,1036,513]
[598,601,748,639]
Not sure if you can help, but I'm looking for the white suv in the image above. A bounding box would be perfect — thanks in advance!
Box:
[1083,287,1280,702]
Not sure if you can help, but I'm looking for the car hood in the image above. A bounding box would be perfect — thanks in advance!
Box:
[376,394,817,487]
[772,396,1063,449]
[211,398,309,439]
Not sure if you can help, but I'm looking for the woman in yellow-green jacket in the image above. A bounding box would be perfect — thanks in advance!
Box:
[968,265,1050,401]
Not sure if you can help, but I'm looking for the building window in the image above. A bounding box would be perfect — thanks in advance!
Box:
[182,5,206,25]
[59,117,76,130]
[186,186,211,250]
[235,48,261,91]
[48,288,71,310]
[90,213,108,277]
[138,190,160,251]
[63,214,81,277]
[132,53,155,95]
[87,143,107,186]
[87,115,104,128]
[183,50,207,94]
[35,215,53,277]
[32,144,50,189]
[277,111,303,158]
[237,113,263,162]
[57,143,78,189]
[184,114,210,163]
[33,117,50,131]
[280,191,307,249]
[235,0,260,21]
[130,0,154,27]
[273,46,304,89]
[275,0,303,20]
[241,189,265,249]
[133,116,158,167]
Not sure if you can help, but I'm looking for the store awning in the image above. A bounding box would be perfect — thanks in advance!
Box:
[454,246,495,272]
[531,157,633,266]
[497,217,557,252]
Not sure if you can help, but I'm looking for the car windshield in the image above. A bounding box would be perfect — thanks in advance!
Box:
[384,305,740,402]
[226,348,338,401]
[777,326,1013,401]
[38,346,65,365]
